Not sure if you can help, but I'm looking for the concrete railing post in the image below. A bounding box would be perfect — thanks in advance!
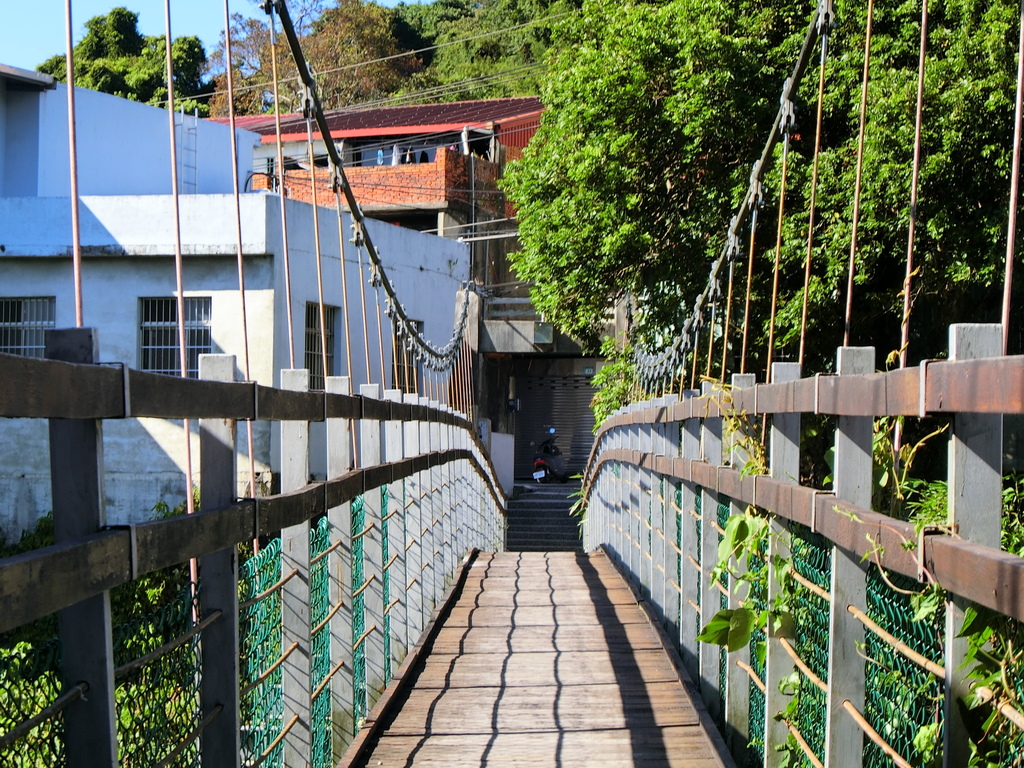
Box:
[700,381,725,722]
[280,368,312,768]
[725,372,756,762]
[678,389,701,679]
[47,328,118,768]
[765,362,801,768]
[944,324,1004,765]
[403,393,426,639]
[383,389,408,667]
[358,384,387,707]
[824,348,873,768]
[326,375,355,750]
[663,397,682,644]
[198,354,241,768]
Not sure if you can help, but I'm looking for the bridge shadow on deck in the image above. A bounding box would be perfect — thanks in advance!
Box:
[346,551,729,767]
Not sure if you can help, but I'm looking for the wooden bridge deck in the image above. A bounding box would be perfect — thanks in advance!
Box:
[347,551,733,767]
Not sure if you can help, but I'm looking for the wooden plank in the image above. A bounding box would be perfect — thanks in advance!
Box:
[0,531,131,634]
[255,383,324,422]
[127,368,254,419]
[0,350,123,418]
[924,356,1024,414]
[134,501,255,575]
[345,551,735,768]
[256,484,325,535]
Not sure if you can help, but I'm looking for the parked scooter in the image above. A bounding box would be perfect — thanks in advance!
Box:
[531,427,568,483]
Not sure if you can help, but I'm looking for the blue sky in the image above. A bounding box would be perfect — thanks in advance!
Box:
[2,0,408,73]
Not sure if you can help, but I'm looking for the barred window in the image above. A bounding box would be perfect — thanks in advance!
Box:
[139,297,212,378]
[305,303,337,390]
[0,297,55,358]
[393,320,424,395]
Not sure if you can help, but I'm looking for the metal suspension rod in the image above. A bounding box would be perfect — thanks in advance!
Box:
[1003,0,1024,355]
[333,190,354,379]
[720,261,736,380]
[900,0,930,370]
[844,0,875,347]
[799,28,831,366]
[373,282,387,387]
[64,0,84,327]
[355,244,372,385]
[740,206,759,374]
[305,119,330,387]
[266,6,297,368]
[163,0,197,606]
[766,133,791,382]
[223,0,260,521]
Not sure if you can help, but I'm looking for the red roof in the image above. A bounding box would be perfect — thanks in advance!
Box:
[213,97,543,143]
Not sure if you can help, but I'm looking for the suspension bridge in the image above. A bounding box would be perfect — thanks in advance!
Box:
[4,0,1024,766]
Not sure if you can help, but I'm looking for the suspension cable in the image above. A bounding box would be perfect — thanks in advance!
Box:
[1003,0,1024,354]
[222,0,260,512]
[900,0,931,370]
[63,0,84,328]
[844,0,875,347]
[720,260,736,380]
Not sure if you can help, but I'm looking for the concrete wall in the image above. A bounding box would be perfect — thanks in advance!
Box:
[0,192,469,535]
[0,78,258,198]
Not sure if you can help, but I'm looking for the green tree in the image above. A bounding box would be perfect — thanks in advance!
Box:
[504,0,1021,373]
[208,0,424,115]
[425,0,577,100]
[37,7,211,114]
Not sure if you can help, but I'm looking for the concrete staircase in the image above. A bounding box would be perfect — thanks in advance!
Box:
[504,481,583,552]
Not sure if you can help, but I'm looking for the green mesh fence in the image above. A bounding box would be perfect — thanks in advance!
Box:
[382,486,392,684]
[351,495,367,724]
[0,638,64,767]
[789,523,832,765]
[864,565,944,767]
[310,516,333,768]
[240,538,283,768]
[746,530,769,768]
[114,582,202,768]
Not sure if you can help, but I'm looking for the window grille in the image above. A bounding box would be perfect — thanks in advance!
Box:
[139,297,212,378]
[393,320,424,395]
[0,297,55,358]
[305,303,337,391]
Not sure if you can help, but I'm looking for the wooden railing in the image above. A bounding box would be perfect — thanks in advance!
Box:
[582,323,1024,768]
[0,328,505,768]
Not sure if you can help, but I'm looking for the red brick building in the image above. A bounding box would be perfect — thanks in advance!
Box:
[225,97,542,234]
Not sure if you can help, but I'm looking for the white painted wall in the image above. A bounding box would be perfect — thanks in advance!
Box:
[0,75,258,198]
[0,192,470,534]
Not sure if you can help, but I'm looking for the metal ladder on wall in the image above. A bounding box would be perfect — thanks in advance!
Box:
[177,107,198,194]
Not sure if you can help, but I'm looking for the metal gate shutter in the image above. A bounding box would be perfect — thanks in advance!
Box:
[514,376,596,479]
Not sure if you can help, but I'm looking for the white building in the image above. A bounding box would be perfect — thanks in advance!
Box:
[0,65,470,537]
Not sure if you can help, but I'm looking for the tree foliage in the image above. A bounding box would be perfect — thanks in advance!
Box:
[38,7,211,114]
[208,0,424,115]
[504,0,1022,370]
